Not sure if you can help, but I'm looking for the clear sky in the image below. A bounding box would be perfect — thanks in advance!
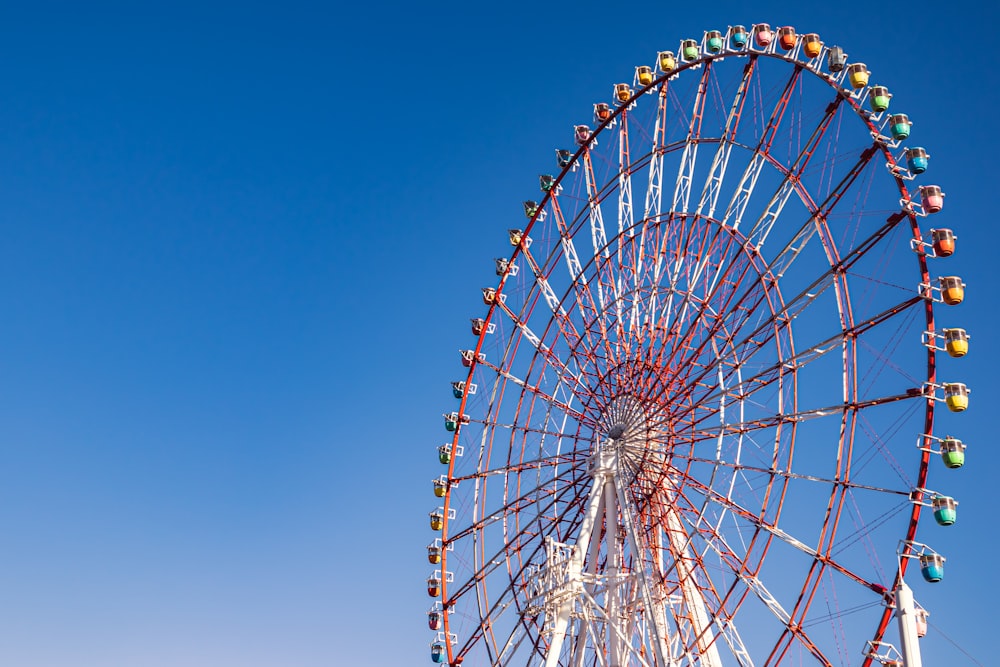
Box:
[0,1,993,666]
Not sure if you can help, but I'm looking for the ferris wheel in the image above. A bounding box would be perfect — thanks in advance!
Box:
[427,23,970,667]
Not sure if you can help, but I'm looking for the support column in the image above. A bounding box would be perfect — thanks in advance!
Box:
[544,448,610,667]
[895,581,923,667]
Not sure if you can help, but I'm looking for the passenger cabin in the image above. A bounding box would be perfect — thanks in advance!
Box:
[656,51,677,73]
[847,63,870,89]
[942,328,969,357]
[889,113,911,140]
[539,174,556,192]
[658,51,676,72]
[427,543,442,563]
[429,511,444,531]
[428,610,442,630]
[471,318,486,335]
[931,228,955,257]
[827,46,847,72]
[451,381,465,399]
[915,609,929,638]
[574,125,591,146]
[460,349,483,367]
[438,445,452,465]
[508,229,523,247]
[523,201,538,218]
[777,26,796,50]
[869,85,891,112]
[427,576,441,597]
[932,495,958,526]
[906,147,929,174]
[919,553,945,583]
[920,185,944,213]
[802,33,822,58]
[482,287,497,305]
[940,436,966,468]
[431,643,446,663]
[594,102,612,123]
[942,382,969,412]
[705,31,723,53]
[614,83,632,103]
[433,478,447,497]
[753,23,773,47]
[444,413,459,431]
[730,25,748,48]
[636,65,654,86]
[495,258,510,276]
[556,149,572,167]
[681,39,699,61]
[938,276,965,305]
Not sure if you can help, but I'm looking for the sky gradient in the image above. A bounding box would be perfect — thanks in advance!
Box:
[0,1,994,665]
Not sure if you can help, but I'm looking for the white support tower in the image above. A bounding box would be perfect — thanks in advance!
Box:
[538,423,727,667]
[895,580,924,667]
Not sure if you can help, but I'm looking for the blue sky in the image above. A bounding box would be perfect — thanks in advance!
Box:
[0,1,994,665]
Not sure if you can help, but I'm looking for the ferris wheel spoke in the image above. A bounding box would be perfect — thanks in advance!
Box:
[695,55,758,220]
[646,255,769,391]
[641,80,670,238]
[449,484,599,665]
[612,476,674,665]
[484,304,599,407]
[679,389,925,444]
[647,125,895,422]
[491,319,587,400]
[514,237,582,345]
[554,185,626,371]
[662,493,866,667]
[488,620,531,667]
[745,96,844,250]
[607,109,633,357]
[828,489,911,560]
[676,309,917,422]
[546,189,604,343]
[618,110,635,243]
[656,220,740,343]
[581,149,619,317]
[656,227,924,414]
[618,109,649,350]
[630,221,747,371]
[669,512,789,666]
[481,365,586,424]
[655,64,715,332]
[482,340,589,414]
[648,248,805,396]
[746,144,882,289]
[763,559,850,667]
[665,491,830,666]
[645,141,693,333]
[681,454,909,496]
[675,468,887,593]
[670,61,713,216]
[623,472,755,667]
[672,295,927,424]
[721,65,804,230]
[444,490,593,661]
[450,450,588,484]
[446,473,588,597]
[451,571,543,664]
